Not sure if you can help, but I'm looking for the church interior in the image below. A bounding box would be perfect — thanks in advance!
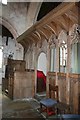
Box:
[0,0,80,119]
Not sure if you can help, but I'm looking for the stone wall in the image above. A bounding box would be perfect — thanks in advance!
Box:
[25,39,47,70]
[2,36,24,78]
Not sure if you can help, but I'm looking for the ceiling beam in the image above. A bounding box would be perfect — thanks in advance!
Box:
[34,30,41,40]
[37,26,52,40]
[26,36,35,43]
[32,32,41,41]
[54,15,69,32]
[17,2,75,42]
[62,14,74,29]
[19,40,28,48]
[46,22,57,35]
[65,9,79,24]
[30,34,39,42]
[37,29,48,40]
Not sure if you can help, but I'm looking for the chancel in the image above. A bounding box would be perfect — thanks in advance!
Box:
[1,0,80,119]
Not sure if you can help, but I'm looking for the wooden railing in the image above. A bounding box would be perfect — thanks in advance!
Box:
[47,72,80,114]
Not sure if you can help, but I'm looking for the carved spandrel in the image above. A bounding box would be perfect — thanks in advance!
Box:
[69,24,80,45]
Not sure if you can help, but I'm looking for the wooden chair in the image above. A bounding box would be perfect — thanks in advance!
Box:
[40,84,58,118]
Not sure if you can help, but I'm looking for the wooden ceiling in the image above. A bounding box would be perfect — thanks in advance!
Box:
[17,2,80,49]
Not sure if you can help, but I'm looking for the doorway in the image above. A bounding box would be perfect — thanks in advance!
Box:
[37,52,47,94]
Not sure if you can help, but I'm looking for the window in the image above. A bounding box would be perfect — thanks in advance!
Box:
[2,0,7,5]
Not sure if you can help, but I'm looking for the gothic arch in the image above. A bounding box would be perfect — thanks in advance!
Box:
[37,51,47,75]
[0,17,19,39]
[36,49,47,69]
[27,2,42,26]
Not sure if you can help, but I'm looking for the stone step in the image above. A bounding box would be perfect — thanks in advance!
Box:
[34,92,46,101]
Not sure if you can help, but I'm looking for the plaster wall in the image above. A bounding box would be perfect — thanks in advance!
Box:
[25,40,47,71]
[2,3,28,36]
[1,36,23,78]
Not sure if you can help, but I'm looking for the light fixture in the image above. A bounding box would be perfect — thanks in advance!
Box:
[2,0,7,5]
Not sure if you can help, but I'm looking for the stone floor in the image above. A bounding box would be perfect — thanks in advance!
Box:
[1,92,62,120]
[2,93,45,119]
[1,87,80,120]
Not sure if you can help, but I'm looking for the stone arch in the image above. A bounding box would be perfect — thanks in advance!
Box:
[33,2,42,23]
[26,2,42,27]
[36,49,46,69]
[37,50,46,61]
[0,17,19,39]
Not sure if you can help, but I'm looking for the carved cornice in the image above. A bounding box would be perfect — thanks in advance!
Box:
[69,24,80,44]
[48,34,56,48]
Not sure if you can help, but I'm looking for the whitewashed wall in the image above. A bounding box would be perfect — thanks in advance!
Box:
[1,36,24,78]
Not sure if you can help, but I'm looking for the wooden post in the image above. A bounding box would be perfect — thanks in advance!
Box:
[46,44,51,97]
[66,35,72,104]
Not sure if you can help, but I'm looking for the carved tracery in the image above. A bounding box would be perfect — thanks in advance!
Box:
[69,24,80,44]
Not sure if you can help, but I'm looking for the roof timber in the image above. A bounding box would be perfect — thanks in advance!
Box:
[65,10,79,24]
[35,2,76,29]
[45,24,57,36]
[55,16,69,32]
[38,26,52,40]
[26,36,35,43]
[37,29,48,40]
[17,2,78,48]
[19,40,28,48]
[31,33,40,42]
[62,14,74,29]
[32,32,41,41]
[34,31,41,40]
[26,36,38,46]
